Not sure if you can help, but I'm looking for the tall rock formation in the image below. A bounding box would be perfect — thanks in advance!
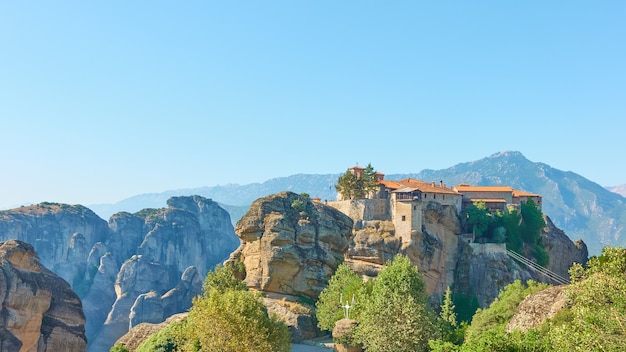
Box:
[0,239,87,352]
[229,192,352,300]
[87,195,239,352]
[0,196,239,352]
[343,201,460,296]
[542,216,588,279]
[227,192,352,341]
[0,203,111,288]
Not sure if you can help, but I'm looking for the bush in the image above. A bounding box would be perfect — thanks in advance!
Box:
[354,255,436,352]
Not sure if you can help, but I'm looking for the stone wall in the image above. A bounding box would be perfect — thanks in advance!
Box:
[326,199,389,222]
[468,243,507,255]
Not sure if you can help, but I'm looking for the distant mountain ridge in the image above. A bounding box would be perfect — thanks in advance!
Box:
[89,151,626,256]
[607,184,626,198]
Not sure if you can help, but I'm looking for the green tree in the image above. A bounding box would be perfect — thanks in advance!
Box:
[547,246,626,351]
[109,344,130,352]
[182,288,291,352]
[316,262,365,331]
[499,208,522,253]
[354,255,436,352]
[336,170,358,200]
[201,262,247,295]
[464,280,548,343]
[463,202,492,238]
[335,164,379,200]
[519,199,548,266]
[434,286,466,347]
[361,163,379,196]
[520,199,545,245]
[135,320,184,352]
[137,262,291,352]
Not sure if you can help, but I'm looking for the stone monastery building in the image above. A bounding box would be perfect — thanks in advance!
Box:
[329,166,541,238]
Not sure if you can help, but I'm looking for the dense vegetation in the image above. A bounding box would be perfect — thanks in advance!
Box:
[316,247,626,351]
[463,199,549,266]
[335,163,379,199]
[317,255,438,352]
[112,263,291,352]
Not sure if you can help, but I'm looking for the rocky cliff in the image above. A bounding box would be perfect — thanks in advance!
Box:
[229,192,352,300]
[0,196,239,352]
[227,192,352,340]
[225,192,588,339]
[344,201,460,296]
[0,239,87,352]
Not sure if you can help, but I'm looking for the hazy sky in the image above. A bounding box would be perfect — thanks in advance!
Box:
[1,1,624,209]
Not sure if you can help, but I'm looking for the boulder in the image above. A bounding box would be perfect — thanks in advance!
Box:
[0,239,87,351]
[332,319,361,352]
[506,285,568,332]
[129,291,164,329]
[114,313,187,352]
[228,192,352,300]
[543,216,588,279]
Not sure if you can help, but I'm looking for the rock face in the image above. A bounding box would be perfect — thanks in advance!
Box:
[229,192,352,300]
[543,216,588,279]
[88,196,239,352]
[331,200,586,308]
[114,313,188,352]
[0,196,239,352]
[0,239,87,352]
[454,243,536,307]
[0,203,111,287]
[226,192,352,341]
[506,285,568,332]
[226,192,589,340]
[344,202,460,296]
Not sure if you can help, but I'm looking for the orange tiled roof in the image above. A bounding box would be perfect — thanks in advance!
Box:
[380,178,459,195]
[454,185,514,192]
[512,190,540,197]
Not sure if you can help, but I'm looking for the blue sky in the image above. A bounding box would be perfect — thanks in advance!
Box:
[1,1,624,209]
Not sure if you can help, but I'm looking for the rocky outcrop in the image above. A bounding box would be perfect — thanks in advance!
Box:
[506,285,568,332]
[113,313,188,352]
[403,203,460,295]
[229,192,352,300]
[0,203,111,286]
[332,319,360,352]
[542,216,588,279]
[0,239,87,352]
[455,243,536,307]
[0,196,239,352]
[226,192,351,341]
[262,294,319,342]
[160,266,203,318]
[342,201,460,296]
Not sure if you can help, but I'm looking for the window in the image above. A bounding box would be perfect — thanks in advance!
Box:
[413,205,416,210]
[402,215,406,221]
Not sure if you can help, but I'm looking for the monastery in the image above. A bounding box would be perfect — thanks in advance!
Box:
[328,166,542,239]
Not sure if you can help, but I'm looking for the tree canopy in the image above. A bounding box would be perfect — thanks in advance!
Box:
[133,263,291,352]
[428,247,626,351]
[335,163,379,200]
[354,255,436,352]
[316,262,365,331]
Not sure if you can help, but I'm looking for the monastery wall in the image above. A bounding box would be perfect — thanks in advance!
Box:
[326,198,389,221]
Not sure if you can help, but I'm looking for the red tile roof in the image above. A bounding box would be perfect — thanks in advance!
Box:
[380,178,459,195]
[454,185,514,192]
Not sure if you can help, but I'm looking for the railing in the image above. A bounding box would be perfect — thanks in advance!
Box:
[506,250,570,285]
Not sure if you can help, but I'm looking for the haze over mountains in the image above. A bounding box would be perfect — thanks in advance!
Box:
[89,151,625,256]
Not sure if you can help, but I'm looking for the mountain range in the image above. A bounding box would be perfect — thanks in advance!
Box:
[89,151,626,256]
